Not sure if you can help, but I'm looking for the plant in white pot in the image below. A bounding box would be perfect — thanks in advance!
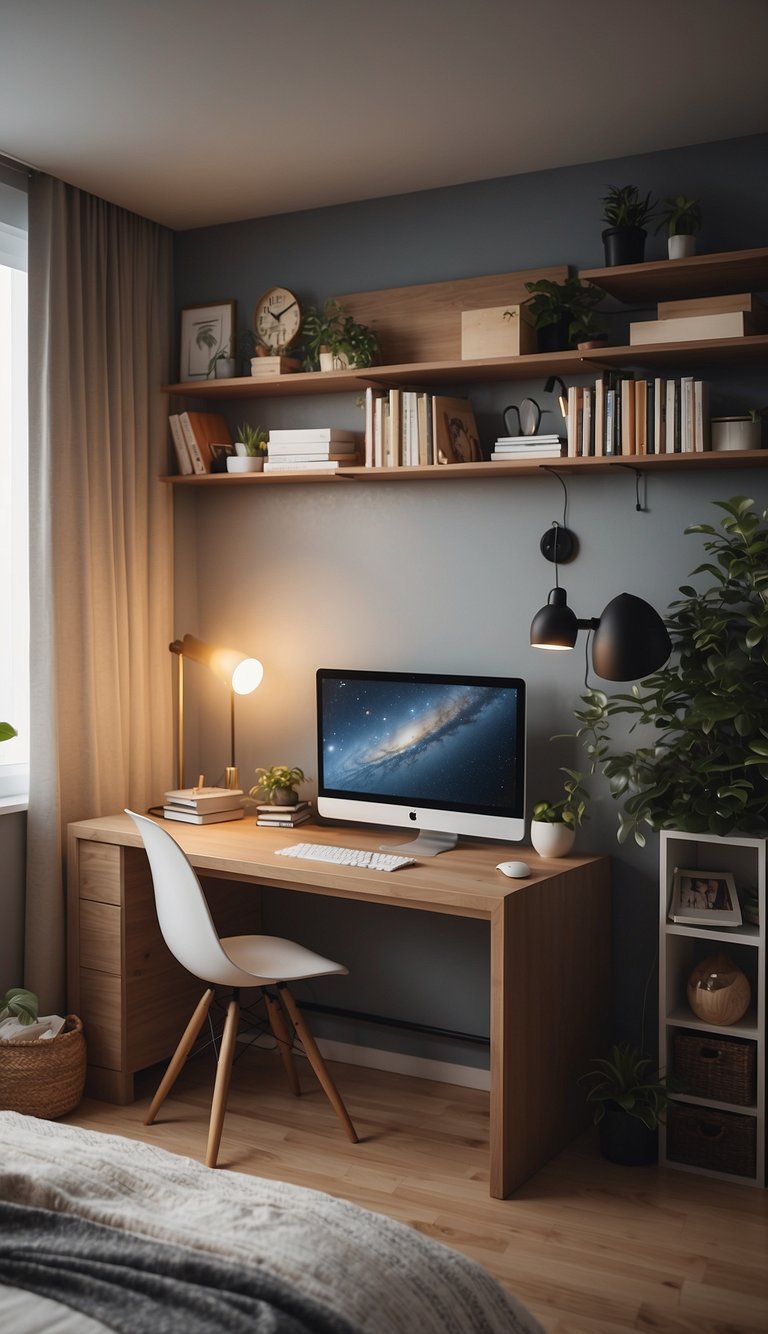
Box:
[655,194,702,259]
[530,767,588,857]
[228,423,268,473]
[302,300,380,371]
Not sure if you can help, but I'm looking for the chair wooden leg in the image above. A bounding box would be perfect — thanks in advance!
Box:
[206,992,240,1168]
[278,985,358,1143]
[144,988,214,1126]
[264,990,301,1096]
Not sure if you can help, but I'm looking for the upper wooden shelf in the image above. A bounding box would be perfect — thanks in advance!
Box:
[162,450,768,486]
[580,247,768,303]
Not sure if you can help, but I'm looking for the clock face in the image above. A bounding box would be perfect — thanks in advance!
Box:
[254,286,301,352]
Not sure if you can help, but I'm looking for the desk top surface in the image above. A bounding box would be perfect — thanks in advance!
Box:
[68,813,608,920]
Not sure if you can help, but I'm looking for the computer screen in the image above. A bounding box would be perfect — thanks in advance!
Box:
[316,668,526,855]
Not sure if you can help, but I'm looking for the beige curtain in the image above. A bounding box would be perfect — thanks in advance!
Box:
[26,176,174,1011]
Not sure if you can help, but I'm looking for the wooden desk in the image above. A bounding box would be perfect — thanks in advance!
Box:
[67,814,610,1198]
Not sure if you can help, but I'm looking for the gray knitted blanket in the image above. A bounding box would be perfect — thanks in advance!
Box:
[0,1201,359,1334]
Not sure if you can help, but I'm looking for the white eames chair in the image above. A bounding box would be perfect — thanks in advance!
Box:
[126,810,358,1166]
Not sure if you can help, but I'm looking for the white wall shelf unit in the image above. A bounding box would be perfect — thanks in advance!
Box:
[659,830,766,1188]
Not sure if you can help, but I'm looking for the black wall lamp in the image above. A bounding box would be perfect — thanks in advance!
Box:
[530,586,671,681]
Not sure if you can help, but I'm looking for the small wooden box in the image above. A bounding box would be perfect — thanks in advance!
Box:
[461,303,537,359]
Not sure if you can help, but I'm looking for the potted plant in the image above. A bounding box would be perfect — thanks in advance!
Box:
[600,185,657,266]
[573,496,768,845]
[523,278,605,353]
[580,1041,673,1165]
[530,767,589,857]
[228,422,268,473]
[196,325,234,379]
[0,987,38,1027]
[302,300,380,371]
[655,194,703,259]
[568,308,608,351]
[249,764,307,806]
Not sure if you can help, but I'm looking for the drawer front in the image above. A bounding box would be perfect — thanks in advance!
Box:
[79,841,122,905]
[79,969,123,1069]
[79,899,121,974]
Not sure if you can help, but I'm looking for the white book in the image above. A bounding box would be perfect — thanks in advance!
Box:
[163,806,245,825]
[495,434,562,445]
[263,458,358,472]
[680,376,695,452]
[267,438,359,456]
[665,379,678,453]
[168,414,193,474]
[178,412,207,475]
[581,386,593,457]
[164,786,243,812]
[267,428,361,443]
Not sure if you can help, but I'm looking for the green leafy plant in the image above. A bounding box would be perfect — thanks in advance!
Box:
[523,278,604,348]
[532,768,589,828]
[601,185,657,229]
[195,322,230,378]
[0,722,17,743]
[302,300,380,370]
[0,987,38,1026]
[580,1041,673,1130]
[655,194,703,238]
[235,423,268,456]
[250,765,308,803]
[573,496,768,845]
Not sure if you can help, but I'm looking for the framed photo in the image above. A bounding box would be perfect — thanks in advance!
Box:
[180,301,236,381]
[669,868,742,926]
[208,442,235,474]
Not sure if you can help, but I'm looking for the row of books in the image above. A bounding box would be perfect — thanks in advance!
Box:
[264,429,361,473]
[162,786,244,825]
[363,387,481,467]
[169,411,232,475]
[566,375,711,458]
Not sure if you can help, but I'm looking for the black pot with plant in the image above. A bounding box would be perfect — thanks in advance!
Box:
[580,1041,673,1165]
[572,496,768,846]
[524,277,605,352]
[601,185,657,267]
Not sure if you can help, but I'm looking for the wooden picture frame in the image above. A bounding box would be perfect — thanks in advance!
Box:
[180,301,236,381]
[669,868,742,926]
[432,395,482,464]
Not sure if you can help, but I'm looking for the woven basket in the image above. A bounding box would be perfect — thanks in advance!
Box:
[0,1015,86,1118]
[667,1104,756,1178]
[673,1033,756,1106]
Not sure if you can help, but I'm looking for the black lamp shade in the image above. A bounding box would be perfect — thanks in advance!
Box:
[591,593,671,681]
[530,587,579,650]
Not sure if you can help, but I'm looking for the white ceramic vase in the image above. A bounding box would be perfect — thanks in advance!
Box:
[667,234,696,260]
[530,820,576,858]
[226,456,264,473]
[215,357,236,378]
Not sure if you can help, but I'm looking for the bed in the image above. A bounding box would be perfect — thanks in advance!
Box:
[0,1112,541,1333]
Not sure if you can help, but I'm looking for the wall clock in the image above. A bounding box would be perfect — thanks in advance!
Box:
[254,286,301,353]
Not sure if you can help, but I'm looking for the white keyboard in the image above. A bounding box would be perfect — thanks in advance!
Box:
[275,842,416,872]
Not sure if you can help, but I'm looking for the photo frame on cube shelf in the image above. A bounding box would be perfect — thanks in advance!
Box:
[669,868,742,926]
[180,301,236,381]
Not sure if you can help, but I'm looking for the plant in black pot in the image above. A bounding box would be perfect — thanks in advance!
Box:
[524,277,605,352]
[572,496,768,846]
[601,185,657,266]
[580,1041,673,1165]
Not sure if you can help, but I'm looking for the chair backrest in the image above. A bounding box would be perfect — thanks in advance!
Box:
[125,810,241,984]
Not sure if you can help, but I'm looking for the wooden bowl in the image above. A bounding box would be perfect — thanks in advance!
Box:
[687,954,751,1026]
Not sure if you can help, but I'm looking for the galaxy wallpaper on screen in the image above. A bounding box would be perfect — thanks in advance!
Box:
[319,677,522,812]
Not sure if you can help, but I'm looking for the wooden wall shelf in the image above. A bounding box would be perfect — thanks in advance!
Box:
[580,246,768,303]
[162,450,768,486]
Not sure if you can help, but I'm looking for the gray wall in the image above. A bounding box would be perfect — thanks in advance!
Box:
[173,134,768,1066]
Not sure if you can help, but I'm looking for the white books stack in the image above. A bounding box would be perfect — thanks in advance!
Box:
[163,786,244,825]
[264,428,362,472]
[490,433,565,460]
[256,801,312,827]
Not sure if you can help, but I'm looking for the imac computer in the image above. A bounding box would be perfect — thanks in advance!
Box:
[316,668,526,856]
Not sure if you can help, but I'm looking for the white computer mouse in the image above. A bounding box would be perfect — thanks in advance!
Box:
[496,860,532,878]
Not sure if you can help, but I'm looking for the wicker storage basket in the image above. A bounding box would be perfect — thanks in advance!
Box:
[673,1032,756,1106]
[667,1103,756,1177]
[0,1015,86,1118]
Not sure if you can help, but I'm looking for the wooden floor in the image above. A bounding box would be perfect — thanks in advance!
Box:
[66,1047,768,1334]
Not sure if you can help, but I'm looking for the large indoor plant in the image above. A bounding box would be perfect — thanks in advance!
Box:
[523,277,604,352]
[600,185,657,266]
[302,300,380,370]
[574,496,768,845]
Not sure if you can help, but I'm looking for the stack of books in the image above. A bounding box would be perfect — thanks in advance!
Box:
[163,786,244,825]
[249,355,302,376]
[490,433,565,460]
[264,428,361,473]
[256,801,312,828]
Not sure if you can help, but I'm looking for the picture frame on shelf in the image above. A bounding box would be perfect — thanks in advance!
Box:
[180,301,236,381]
[208,443,236,474]
[669,868,742,927]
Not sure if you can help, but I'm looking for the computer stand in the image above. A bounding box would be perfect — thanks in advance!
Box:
[383,830,459,857]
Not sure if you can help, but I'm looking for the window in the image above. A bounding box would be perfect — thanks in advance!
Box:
[0,174,29,799]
